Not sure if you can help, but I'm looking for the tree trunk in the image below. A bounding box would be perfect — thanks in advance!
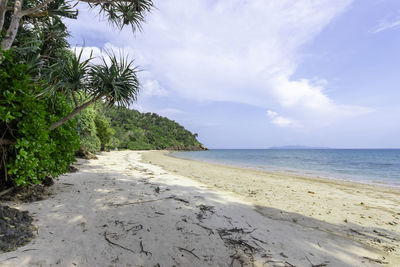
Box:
[49,95,102,131]
[0,0,8,32]
[0,0,22,50]
[72,91,79,107]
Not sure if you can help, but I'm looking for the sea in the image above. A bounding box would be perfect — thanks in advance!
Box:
[172,149,400,187]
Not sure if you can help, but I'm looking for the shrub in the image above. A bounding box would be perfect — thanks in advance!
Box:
[0,50,79,187]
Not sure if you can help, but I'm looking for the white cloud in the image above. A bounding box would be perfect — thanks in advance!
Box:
[140,79,168,98]
[267,110,298,128]
[371,17,400,33]
[67,0,373,129]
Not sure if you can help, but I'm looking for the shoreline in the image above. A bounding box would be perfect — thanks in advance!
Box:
[142,150,400,264]
[170,151,400,189]
[166,150,400,193]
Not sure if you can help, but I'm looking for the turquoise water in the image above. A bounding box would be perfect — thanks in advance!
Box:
[172,149,400,187]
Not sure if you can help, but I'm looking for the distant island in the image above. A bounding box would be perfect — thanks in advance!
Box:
[268,145,332,149]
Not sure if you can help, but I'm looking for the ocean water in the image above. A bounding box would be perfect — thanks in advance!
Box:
[172,149,400,187]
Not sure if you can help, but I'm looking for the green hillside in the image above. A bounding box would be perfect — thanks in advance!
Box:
[105,107,207,151]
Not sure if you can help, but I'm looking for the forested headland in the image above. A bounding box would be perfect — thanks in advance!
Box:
[76,104,206,154]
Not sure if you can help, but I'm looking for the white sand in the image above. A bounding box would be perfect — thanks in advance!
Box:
[0,150,396,266]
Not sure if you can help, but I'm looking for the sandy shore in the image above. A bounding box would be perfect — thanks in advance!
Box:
[0,150,398,266]
[142,151,400,265]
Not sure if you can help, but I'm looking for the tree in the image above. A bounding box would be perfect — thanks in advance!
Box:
[0,0,153,50]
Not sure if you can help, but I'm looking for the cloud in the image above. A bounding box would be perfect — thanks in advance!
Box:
[371,17,400,33]
[140,79,168,98]
[267,110,298,128]
[67,0,372,128]
[71,44,169,98]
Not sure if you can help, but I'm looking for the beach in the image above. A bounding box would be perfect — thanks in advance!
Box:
[0,150,399,266]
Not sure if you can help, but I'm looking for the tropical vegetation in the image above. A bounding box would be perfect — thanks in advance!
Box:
[0,0,204,191]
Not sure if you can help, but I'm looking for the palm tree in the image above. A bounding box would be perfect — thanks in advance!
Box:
[49,51,140,130]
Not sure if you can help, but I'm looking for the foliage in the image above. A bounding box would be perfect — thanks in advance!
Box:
[0,50,79,187]
[94,113,115,151]
[105,106,206,151]
[75,105,101,154]
[89,53,140,107]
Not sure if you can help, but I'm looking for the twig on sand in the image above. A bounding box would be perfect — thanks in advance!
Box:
[108,196,175,207]
[139,240,152,256]
[362,256,388,264]
[104,231,135,254]
[349,228,366,236]
[194,223,214,235]
[173,197,189,204]
[250,235,268,245]
[177,247,200,260]
[126,224,143,233]
[22,248,38,252]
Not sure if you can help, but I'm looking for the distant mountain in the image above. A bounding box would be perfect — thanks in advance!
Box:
[268,145,332,150]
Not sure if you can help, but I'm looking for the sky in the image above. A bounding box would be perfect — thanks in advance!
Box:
[66,0,400,149]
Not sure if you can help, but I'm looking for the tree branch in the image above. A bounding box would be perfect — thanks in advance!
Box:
[21,0,54,16]
[49,95,102,131]
[71,91,79,107]
[0,0,8,32]
[1,0,23,50]
[0,139,16,146]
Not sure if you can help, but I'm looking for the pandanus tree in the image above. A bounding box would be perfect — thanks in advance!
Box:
[49,51,140,131]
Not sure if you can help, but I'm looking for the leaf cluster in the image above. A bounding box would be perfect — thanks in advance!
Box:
[0,50,79,187]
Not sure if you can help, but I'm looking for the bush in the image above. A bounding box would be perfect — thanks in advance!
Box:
[0,50,79,187]
[94,113,115,151]
[75,106,101,153]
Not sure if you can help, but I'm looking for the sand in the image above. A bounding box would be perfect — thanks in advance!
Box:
[0,150,398,266]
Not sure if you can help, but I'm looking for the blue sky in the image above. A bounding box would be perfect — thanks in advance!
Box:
[66,0,400,149]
